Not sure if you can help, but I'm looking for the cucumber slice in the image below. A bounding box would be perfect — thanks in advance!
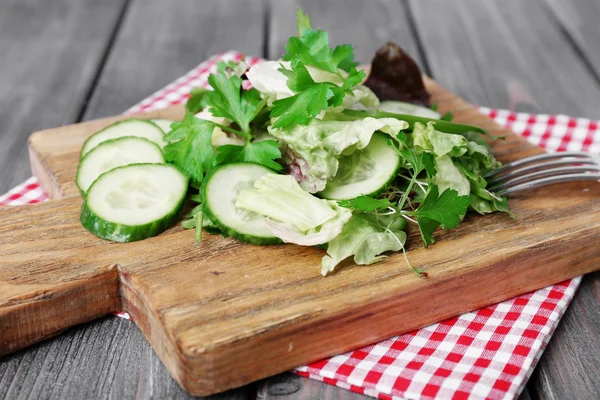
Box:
[202,163,282,245]
[80,119,165,158]
[319,133,401,200]
[379,101,441,119]
[81,164,188,242]
[76,137,165,195]
[151,118,175,134]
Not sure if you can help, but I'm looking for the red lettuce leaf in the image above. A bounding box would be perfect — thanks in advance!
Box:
[364,41,430,106]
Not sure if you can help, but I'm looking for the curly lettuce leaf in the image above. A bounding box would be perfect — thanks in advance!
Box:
[268,117,407,192]
[433,155,471,196]
[321,214,406,276]
[412,122,468,158]
[236,174,351,245]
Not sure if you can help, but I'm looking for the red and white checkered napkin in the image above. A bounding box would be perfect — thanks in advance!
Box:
[3,52,599,400]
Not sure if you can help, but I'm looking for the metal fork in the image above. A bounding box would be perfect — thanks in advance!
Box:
[485,151,600,195]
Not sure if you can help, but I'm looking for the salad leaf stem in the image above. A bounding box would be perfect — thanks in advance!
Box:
[343,109,488,136]
[211,121,251,141]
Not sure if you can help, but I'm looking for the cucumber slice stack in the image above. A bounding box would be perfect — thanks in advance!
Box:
[77,118,188,242]
[202,163,282,245]
[81,164,188,242]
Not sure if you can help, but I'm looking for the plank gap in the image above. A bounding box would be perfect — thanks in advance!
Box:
[539,0,600,87]
[401,0,433,77]
[75,0,132,123]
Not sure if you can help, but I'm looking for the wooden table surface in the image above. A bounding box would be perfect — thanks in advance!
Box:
[0,0,598,399]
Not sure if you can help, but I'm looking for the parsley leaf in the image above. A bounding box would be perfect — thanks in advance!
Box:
[215,140,283,171]
[407,184,470,247]
[163,112,216,185]
[271,84,331,128]
[186,88,208,114]
[271,8,365,128]
[296,8,311,36]
[389,133,424,174]
[216,59,249,78]
[339,196,394,212]
[205,73,264,136]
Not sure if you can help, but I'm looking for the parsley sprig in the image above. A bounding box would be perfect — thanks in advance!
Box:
[164,60,282,185]
[271,9,366,128]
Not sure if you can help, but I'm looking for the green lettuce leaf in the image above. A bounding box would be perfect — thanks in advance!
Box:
[433,155,470,196]
[412,122,468,158]
[321,214,406,276]
[236,174,352,245]
[268,117,408,192]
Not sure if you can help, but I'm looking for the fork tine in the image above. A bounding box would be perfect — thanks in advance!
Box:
[488,165,600,191]
[497,173,600,195]
[486,158,598,185]
[484,151,596,178]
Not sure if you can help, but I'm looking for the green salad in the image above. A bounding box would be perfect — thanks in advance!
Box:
[77,9,511,277]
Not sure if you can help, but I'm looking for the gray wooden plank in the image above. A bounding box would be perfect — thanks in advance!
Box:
[82,0,265,120]
[544,0,600,81]
[256,373,367,399]
[408,0,600,118]
[0,0,127,194]
[268,0,424,67]
[0,317,249,399]
[527,272,600,400]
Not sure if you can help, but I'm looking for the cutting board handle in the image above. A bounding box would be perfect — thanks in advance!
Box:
[0,198,121,355]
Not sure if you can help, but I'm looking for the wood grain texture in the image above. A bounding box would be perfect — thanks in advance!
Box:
[409,0,600,118]
[3,78,598,396]
[0,316,249,400]
[256,373,367,399]
[81,0,265,121]
[544,0,600,81]
[0,0,126,194]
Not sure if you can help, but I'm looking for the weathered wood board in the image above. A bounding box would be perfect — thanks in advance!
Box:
[1,78,599,396]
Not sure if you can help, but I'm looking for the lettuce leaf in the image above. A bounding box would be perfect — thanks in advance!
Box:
[236,174,351,245]
[268,117,408,192]
[412,122,468,158]
[433,155,470,196]
[321,214,406,276]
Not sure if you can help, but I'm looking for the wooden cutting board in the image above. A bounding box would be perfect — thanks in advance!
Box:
[2,77,599,396]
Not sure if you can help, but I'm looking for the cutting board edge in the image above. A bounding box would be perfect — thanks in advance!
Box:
[0,265,120,356]
[131,220,600,396]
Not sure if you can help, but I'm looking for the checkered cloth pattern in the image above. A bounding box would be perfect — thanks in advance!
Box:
[2,51,598,400]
